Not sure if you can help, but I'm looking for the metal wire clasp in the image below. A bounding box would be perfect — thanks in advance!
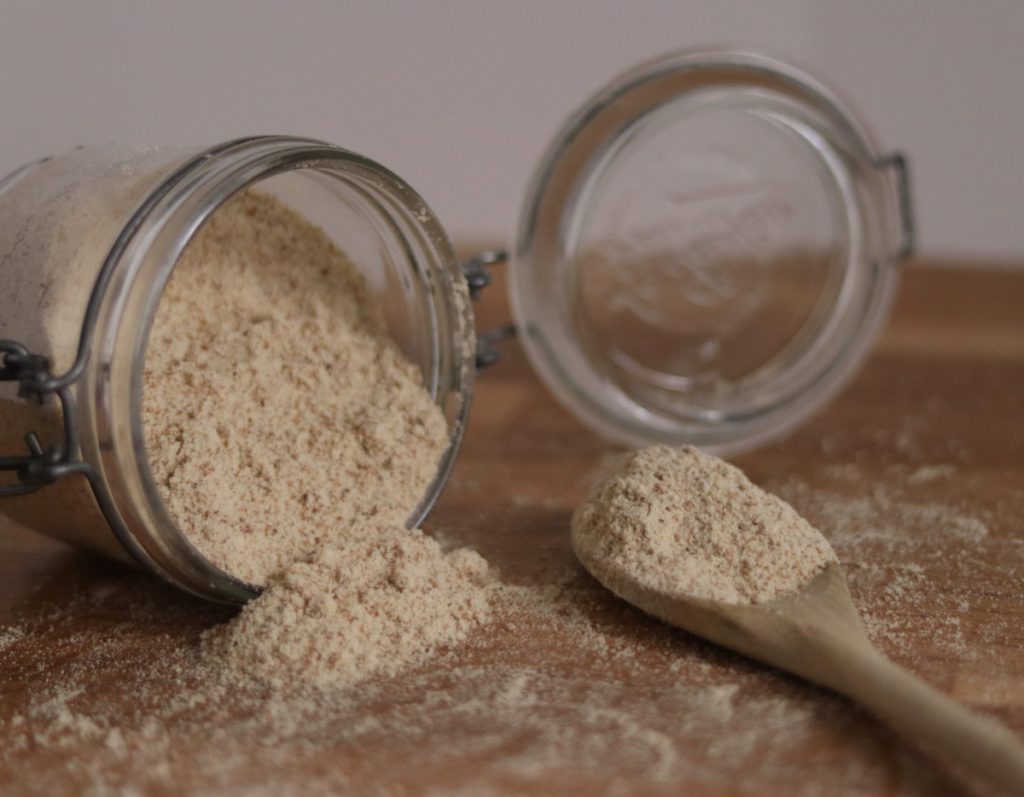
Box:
[875,153,915,261]
[0,250,518,494]
[462,249,516,369]
[0,340,92,497]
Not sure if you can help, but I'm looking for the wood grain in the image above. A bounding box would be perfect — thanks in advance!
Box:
[0,261,1022,796]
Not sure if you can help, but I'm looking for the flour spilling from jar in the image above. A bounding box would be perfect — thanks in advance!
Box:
[142,189,493,687]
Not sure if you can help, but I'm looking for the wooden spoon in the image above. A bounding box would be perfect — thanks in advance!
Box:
[573,553,1024,794]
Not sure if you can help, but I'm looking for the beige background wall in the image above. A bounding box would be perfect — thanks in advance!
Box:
[1,0,1021,261]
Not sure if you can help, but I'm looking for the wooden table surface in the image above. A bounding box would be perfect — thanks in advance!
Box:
[1,261,1022,796]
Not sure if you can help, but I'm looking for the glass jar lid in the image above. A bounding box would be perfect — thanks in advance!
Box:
[509,49,913,454]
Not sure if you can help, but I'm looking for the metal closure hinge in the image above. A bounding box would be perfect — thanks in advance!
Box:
[462,249,516,369]
[875,153,915,261]
[1,249,519,495]
[0,340,92,497]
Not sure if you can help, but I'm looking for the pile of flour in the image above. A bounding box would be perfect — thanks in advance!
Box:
[203,527,495,692]
[572,445,837,604]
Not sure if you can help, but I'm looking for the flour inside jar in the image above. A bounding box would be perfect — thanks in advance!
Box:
[143,189,450,586]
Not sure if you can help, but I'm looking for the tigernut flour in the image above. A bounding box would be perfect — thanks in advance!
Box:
[571,445,837,604]
[139,189,497,689]
[203,527,495,692]
[142,190,450,585]
[0,456,1003,796]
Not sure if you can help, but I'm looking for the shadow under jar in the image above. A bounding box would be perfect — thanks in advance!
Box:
[0,49,913,603]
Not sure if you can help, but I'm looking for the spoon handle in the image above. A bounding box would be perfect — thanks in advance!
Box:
[826,640,1024,794]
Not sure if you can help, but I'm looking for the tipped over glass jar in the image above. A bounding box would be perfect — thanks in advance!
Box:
[0,49,913,602]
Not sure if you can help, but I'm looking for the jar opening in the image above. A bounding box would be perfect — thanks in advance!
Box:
[84,139,473,602]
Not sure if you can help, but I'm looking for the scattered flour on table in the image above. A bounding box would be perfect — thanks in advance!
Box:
[0,548,958,797]
[0,464,997,797]
[774,473,1003,659]
[572,446,837,604]
[779,478,990,548]
[0,627,24,653]
[142,189,449,585]
[907,464,958,485]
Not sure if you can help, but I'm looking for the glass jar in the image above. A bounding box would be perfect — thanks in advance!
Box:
[0,141,474,603]
[511,48,912,451]
[0,49,912,603]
